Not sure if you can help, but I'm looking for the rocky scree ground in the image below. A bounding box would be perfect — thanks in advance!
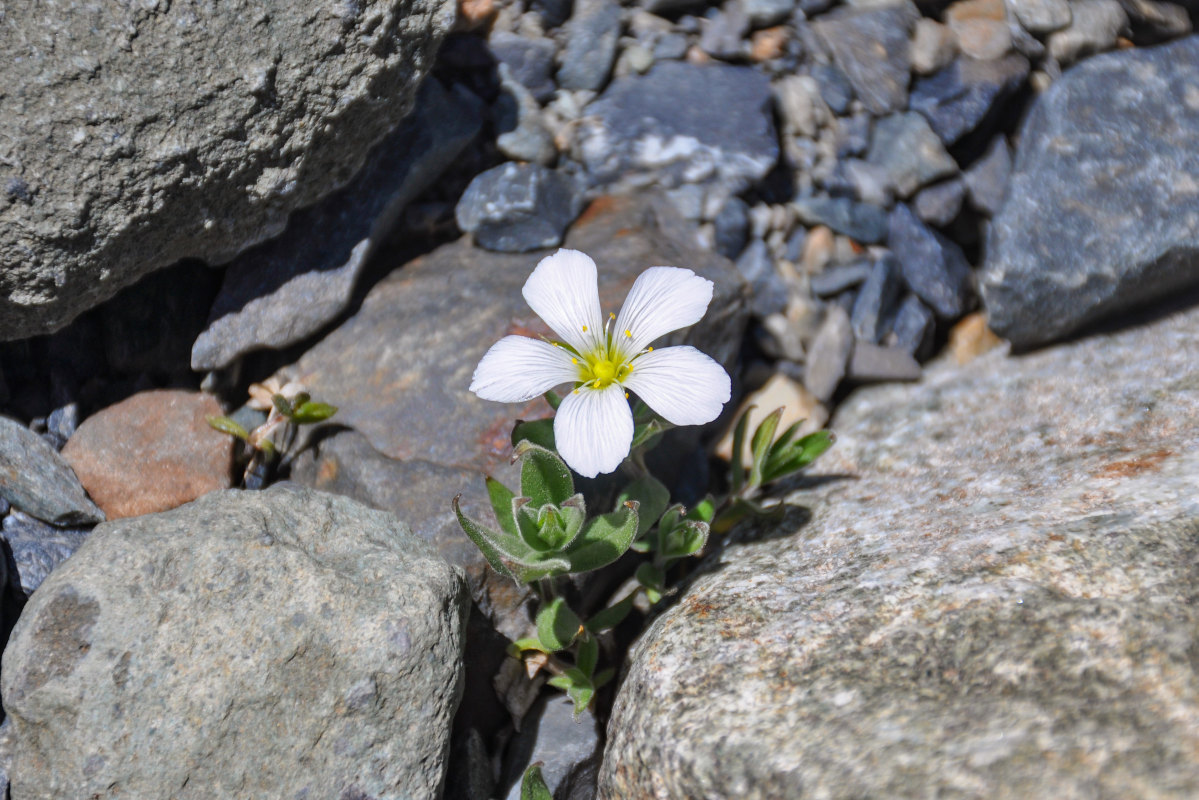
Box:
[1,0,1199,797]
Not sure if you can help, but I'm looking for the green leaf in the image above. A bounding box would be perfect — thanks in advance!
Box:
[453,495,530,580]
[576,634,599,678]
[486,477,520,540]
[618,475,671,538]
[585,591,636,633]
[729,405,754,494]
[635,562,665,594]
[564,501,640,574]
[507,637,549,657]
[768,419,805,459]
[520,764,554,800]
[593,667,615,689]
[206,415,249,440]
[630,416,672,453]
[536,597,582,651]
[516,441,574,507]
[543,390,563,411]
[762,429,835,484]
[271,393,294,417]
[547,668,595,717]
[511,418,556,451]
[515,502,553,552]
[748,407,784,492]
[686,496,717,524]
[505,556,572,584]
[289,401,338,425]
[662,519,709,559]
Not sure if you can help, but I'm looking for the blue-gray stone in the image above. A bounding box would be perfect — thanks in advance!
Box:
[889,293,937,360]
[964,135,1012,216]
[495,65,557,166]
[847,341,922,383]
[701,1,750,59]
[784,227,807,262]
[851,255,903,343]
[792,196,888,244]
[867,112,959,199]
[811,63,854,116]
[1,510,90,596]
[888,203,973,319]
[576,61,777,200]
[456,163,583,253]
[653,32,691,60]
[713,197,751,260]
[43,403,79,451]
[737,239,789,317]
[488,31,559,103]
[744,0,795,27]
[810,261,873,297]
[531,0,574,27]
[910,54,1030,146]
[812,1,920,115]
[0,417,103,527]
[981,37,1199,349]
[191,79,483,371]
[503,696,601,800]
[913,178,966,227]
[557,0,622,91]
[835,113,872,159]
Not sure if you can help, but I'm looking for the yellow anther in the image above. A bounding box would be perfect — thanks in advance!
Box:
[593,379,601,388]
[582,325,588,331]
[624,392,629,398]
[609,312,616,319]
[625,329,632,337]
[647,346,653,352]
[571,357,578,364]
[572,389,579,394]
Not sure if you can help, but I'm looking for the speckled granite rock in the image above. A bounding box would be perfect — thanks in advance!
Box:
[0,0,456,340]
[981,37,1199,349]
[1,486,468,800]
[599,301,1199,799]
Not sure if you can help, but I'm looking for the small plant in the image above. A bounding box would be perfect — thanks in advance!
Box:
[457,250,833,716]
[208,378,337,488]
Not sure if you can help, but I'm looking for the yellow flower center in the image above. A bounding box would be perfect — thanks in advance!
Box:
[576,349,633,390]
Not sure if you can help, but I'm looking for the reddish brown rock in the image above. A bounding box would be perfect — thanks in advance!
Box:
[62,390,234,519]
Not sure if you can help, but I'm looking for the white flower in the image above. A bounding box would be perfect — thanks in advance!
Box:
[470,248,732,478]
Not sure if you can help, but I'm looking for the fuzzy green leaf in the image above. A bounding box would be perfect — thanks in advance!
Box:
[271,394,294,417]
[729,405,754,494]
[762,429,835,484]
[507,637,549,657]
[748,407,784,491]
[290,401,338,425]
[452,495,526,581]
[618,475,671,538]
[486,477,520,540]
[515,502,553,552]
[576,634,599,679]
[516,441,574,508]
[662,519,709,559]
[543,390,563,411]
[520,765,554,800]
[635,562,665,594]
[206,415,249,440]
[585,591,636,633]
[537,597,582,652]
[511,418,556,451]
[686,496,717,524]
[565,501,639,574]
[547,667,595,717]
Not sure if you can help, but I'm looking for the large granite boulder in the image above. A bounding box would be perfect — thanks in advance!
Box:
[0,0,456,341]
[1,486,468,799]
[980,36,1199,349]
[599,301,1199,798]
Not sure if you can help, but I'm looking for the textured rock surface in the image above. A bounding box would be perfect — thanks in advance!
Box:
[455,163,583,253]
[61,390,233,519]
[910,54,1030,146]
[981,37,1199,349]
[600,300,1199,800]
[284,194,748,474]
[0,417,102,526]
[1,511,90,596]
[191,78,482,371]
[0,0,456,340]
[1,486,468,799]
[575,62,777,217]
[812,2,921,115]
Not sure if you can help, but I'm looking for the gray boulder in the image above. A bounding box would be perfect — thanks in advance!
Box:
[0,0,456,341]
[1,486,468,799]
[981,36,1199,349]
[812,1,921,115]
[191,78,482,371]
[600,299,1199,800]
[0,416,103,527]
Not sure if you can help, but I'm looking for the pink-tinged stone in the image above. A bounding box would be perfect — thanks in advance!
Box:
[62,390,233,519]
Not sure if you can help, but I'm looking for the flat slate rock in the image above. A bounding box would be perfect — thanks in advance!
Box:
[191,78,482,371]
[1,510,90,596]
[575,62,777,212]
[0,416,102,527]
[812,1,921,115]
[600,300,1199,800]
[980,37,1199,349]
[0,0,455,341]
[284,194,749,475]
[910,54,1030,146]
[1,486,468,800]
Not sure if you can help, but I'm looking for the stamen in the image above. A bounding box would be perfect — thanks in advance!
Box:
[572,389,579,394]
[624,392,629,399]
[582,325,588,332]
[625,329,632,338]
[647,346,653,352]
[609,312,615,319]
[571,357,578,364]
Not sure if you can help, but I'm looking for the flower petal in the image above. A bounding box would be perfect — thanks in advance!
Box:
[470,336,578,403]
[622,346,731,426]
[522,249,605,354]
[554,384,634,478]
[615,267,714,354]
